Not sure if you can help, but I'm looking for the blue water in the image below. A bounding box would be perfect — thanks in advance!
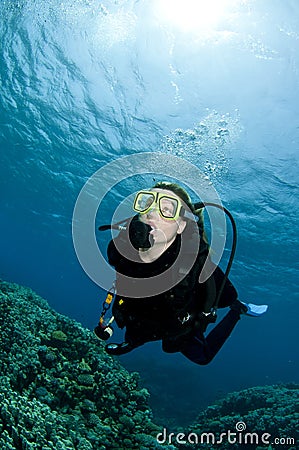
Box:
[1,0,298,425]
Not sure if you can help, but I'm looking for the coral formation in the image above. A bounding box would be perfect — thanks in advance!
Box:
[1,280,297,450]
[175,384,298,449]
[0,280,173,449]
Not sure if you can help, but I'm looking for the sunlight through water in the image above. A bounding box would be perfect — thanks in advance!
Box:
[153,0,247,33]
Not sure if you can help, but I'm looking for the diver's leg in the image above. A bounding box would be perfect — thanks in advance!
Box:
[180,334,210,365]
[181,309,240,365]
[203,309,240,361]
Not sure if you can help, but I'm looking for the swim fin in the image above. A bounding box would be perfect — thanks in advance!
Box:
[240,302,268,317]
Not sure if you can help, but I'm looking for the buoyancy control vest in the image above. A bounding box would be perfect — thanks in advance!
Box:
[97,202,238,348]
[107,218,218,341]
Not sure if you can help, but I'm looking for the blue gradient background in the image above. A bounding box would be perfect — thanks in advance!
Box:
[1,0,298,425]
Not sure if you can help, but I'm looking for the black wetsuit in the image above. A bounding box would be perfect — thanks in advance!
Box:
[108,229,241,365]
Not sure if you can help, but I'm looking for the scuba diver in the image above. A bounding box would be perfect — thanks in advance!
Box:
[95,181,268,365]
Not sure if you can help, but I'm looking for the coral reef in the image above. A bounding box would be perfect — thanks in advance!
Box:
[0,280,174,449]
[1,280,297,450]
[172,384,298,449]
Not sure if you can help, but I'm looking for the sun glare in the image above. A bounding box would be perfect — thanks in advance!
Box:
[154,0,242,33]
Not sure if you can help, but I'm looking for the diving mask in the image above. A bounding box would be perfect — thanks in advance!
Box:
[133,190,196,221]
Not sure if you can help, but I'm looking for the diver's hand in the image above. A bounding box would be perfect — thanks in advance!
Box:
[128,215,152,249]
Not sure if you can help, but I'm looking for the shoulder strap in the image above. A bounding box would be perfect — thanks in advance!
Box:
[167,223,217,314]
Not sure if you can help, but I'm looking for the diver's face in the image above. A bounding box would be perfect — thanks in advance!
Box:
[139,189,187,246]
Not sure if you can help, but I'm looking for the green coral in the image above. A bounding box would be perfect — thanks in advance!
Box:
[51,330,68,342]
[1,280,297,450]
[176,384,298,450]
[77,373,95,387]
[78,358,92,373]
[0,280,171,449]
